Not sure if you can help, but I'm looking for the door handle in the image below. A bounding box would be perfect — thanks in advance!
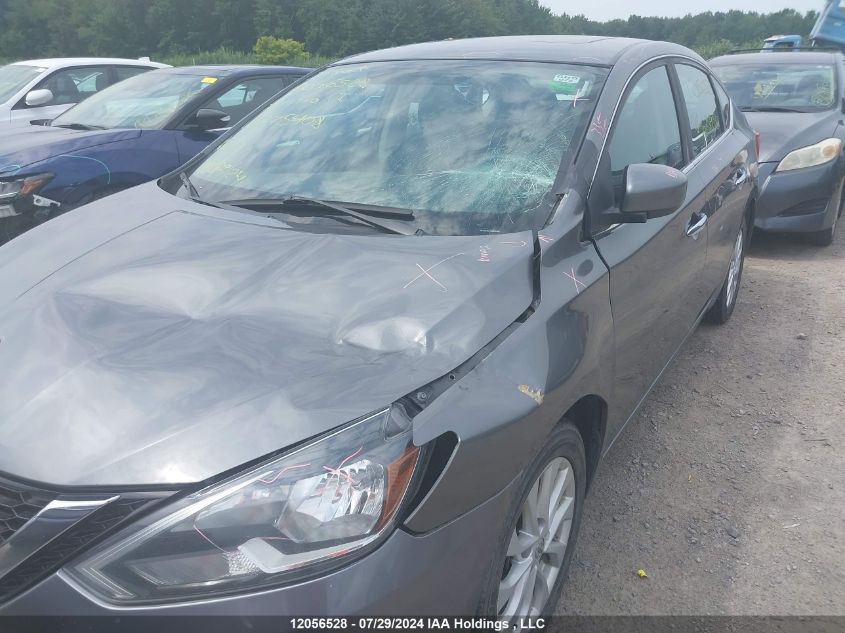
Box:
[733,168,748,186]
[686,212,708,238]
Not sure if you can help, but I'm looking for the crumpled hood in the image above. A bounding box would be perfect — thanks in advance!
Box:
[0,186,534,486]
[745,110,840,163]
[0,125,140,173]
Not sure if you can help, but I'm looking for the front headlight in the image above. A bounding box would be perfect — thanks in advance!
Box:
[776,138,842,172]
[0,173,52,201]
[66,406,422,603]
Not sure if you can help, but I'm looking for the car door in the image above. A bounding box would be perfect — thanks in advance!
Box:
[10,65,110,125]
[675,63,750,293]
[587,62,711,435]
[174,75,290,163]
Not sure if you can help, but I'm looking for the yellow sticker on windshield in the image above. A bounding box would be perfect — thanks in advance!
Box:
[201,76,218,84]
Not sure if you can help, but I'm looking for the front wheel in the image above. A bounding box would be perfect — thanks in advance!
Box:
[805,206,838,246]
[805,179,843,246]
[706,215,747,325]
[478,422,586,621]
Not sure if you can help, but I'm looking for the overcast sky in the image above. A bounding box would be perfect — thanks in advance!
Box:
[541,0,819,21]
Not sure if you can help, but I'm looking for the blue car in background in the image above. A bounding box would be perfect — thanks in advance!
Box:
[0,64,309,243]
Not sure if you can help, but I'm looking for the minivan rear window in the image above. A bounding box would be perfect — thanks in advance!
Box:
[714,62,836,112]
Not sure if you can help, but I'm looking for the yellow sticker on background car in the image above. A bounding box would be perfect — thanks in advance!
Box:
[201,77,218,84]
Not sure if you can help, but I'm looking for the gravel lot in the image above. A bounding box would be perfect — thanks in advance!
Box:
[557,226,845,616]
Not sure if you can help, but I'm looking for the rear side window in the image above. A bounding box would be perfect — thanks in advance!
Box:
[609,66,684,176]
[676,64,724,158]
[712,79,732,129]
[22,66,109,107]
[114,66,153,82]
[202,77,288,126]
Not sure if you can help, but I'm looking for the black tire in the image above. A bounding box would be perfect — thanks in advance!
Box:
[805,180,843,247]
[805,213,837,247]
[706,215,747,325]
[477,421,587,619]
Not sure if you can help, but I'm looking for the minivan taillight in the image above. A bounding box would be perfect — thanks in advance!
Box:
[755,131,761,158]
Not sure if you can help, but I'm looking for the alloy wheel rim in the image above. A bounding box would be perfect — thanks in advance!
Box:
[497,457,576,619]
[726,227,743,308]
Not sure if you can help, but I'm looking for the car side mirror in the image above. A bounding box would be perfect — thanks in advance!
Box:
[619,163,688,221]
[25,89,54,107]
[189,108,231,131]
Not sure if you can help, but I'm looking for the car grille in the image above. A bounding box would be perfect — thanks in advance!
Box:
[0,474,166,604]
[778,197,829,217]
[0,480,53,547]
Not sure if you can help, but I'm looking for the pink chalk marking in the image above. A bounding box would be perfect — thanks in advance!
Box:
[590,112,609,138]
[403,253,463,292]
[194,525,227,552]
[321,446,364,488]
[258,463,311,485]
[538,234,554,244]
[564,267,587,294]
[338,446,363,468]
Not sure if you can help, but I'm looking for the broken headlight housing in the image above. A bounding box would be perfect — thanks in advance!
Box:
[0,173,52,201]
[66,407,422,603]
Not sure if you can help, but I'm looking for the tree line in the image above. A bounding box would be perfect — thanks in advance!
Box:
[0,0,819,63]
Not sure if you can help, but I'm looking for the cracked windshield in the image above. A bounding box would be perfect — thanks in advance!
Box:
[190,60,605,235]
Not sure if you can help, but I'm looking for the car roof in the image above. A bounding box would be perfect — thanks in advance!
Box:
[10,58,169,69]
[338,35,696,67]
[165,65,311,78]
[710,51,843,65]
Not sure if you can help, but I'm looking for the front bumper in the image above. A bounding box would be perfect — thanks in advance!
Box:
[755,160,842,233]
[0,477,516,617]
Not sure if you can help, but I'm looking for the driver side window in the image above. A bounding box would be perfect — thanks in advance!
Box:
[609,66,684,178]
[589,65,684,233]
[197,77,287,127]
[22,66,109,107]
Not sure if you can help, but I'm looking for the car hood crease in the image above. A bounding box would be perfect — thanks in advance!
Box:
[0,200,535,486]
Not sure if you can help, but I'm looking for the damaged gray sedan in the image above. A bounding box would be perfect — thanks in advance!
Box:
[0,36,755,621]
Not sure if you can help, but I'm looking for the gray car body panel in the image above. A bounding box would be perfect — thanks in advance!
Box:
[0,36,755,615]
[0,475,518,615]
[0,184,533,486]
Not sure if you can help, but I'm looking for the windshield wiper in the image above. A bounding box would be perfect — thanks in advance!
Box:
[180,171,201,200]
[52,122,105,130]
[219,196,417,235]
[740,106,807,113]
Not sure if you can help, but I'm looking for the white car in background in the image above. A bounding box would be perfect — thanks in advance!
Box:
[0,58,169,128]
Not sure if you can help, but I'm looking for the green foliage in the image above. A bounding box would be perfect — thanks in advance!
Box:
[695,39,761,60]
[253,36,306,64]
[160,47,259,67]
[0,1,821,65]
[160,47,333,68]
